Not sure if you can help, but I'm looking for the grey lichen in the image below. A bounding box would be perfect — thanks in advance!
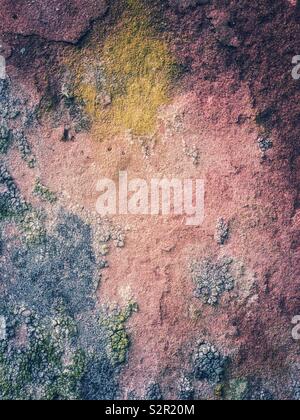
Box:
[0,124,12,154]
[19,209,46,245]
[0,211,124,400]
[257,136,273,153]
[178,375,194,400]
[0,163,28,221]
[145,382,163,400]
[225,378,248,400]
[0,304,86,400]
[15,132,36,169]
[246,378,274,401]
[193,342,226,384]
[183,141,200,166]
[215,218,229,245]
[191,257,235,306]
[292,381,300,401]
[33,178,57,204]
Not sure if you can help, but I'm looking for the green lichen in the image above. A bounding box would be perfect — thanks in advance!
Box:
[0,166,47,245]
[0,210,124,400]
[191,257,235,306]
[43,350,87,401]
[33,178,57,204]
[101,302,138,367]
[0,125,12,154]
[225,378,249,401]
[19,209,46,246]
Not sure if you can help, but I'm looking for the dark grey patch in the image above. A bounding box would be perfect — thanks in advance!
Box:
[80,357,119,400]
[0,210,120,400]
[8,212,97,317]
[146,383,163,400]
[257,136,273,152]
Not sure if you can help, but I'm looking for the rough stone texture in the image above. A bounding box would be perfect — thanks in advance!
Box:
[192,257,235,306]
[169,0,210,13]
[193,342,226,384]
[1,0,300,400]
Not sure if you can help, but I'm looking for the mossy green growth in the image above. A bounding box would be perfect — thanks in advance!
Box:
[101,301,138,367]
[66,0,176,139]
[33,178,57,204]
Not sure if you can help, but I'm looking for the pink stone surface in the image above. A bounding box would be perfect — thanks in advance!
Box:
[0,0,108,42]
[1,0,300,400]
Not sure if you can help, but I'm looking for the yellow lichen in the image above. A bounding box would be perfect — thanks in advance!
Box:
[64,0,175,139]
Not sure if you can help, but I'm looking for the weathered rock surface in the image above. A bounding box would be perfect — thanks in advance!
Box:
[0,0,300,400]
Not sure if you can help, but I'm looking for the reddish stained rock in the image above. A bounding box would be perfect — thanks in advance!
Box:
[0,0,108,43]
